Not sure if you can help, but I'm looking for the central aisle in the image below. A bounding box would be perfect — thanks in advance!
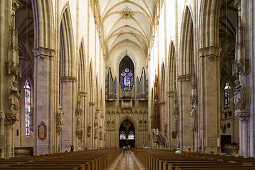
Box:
[108,151,146,170]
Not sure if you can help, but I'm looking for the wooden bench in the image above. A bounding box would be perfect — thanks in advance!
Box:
[133,148,255,170]
[0,149,121,170]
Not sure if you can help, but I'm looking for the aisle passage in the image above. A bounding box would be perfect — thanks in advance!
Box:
[108,151,145,170]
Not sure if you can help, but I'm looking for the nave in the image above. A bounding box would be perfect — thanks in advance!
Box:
[108,151,146,170]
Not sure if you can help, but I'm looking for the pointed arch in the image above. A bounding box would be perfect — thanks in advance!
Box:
[199,0,221,48]
[78,39,86,92]
[169,41,176,92]
[179,6,194,76]
[31,0,55,49]
[59,2,75,78]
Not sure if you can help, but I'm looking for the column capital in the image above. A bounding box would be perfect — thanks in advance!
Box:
[235,109,249,121]
[33,47,55,60]
[199,46,222,61]
[60,76,77,82]
[177,74,191,82]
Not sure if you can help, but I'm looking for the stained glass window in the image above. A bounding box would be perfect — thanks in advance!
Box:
[120,68,134,91]
[120,131,126,140]
[24,80,31,136]
[224,83,231,109]
[128,131,134,140]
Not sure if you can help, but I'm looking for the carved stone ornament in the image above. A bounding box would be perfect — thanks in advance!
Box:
[122,7,135,20]
[232,59,248,76]
[6,62,21,78]
[177,74,191,82]
[5,111,18,125]
[56,107,64,134]
[198,47,222,62]
[6,80,20,125]
[235,110,249,121]
[33,47,55,60]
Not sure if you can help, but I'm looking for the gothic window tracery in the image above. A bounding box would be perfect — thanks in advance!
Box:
[120,68,134,91]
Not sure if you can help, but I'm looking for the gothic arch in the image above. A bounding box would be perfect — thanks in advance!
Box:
[179,6,194,75]
[117,116,137,131]
[161,63,165,100]
[59,3,75,78]
[78,40,86,92]
[31,0,55,49]
[199,0,221,48]
[168,41,176,92]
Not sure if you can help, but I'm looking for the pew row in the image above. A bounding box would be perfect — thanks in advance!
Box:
[133,148,255,170]
[0,149,121,170]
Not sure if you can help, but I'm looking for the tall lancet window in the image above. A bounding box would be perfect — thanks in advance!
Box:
[24,80,31,136]
[119,56,134,91]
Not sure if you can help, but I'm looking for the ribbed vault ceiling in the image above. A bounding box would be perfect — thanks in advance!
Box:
[96,0,156,56]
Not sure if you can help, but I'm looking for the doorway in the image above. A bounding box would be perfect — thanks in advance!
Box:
[119,119,135,148]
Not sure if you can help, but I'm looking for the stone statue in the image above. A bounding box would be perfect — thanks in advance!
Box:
[87,123,91,137]
[56,106,64,134]
[233,80,245,110]
[152,129,157,143]
[99,130,103,140]
[173,115,178,132]
[6,80,20,125]
[77,116,81,129]
[8,80,20,111]
[94,125,98,139]
[190,105,197,131]
[164,124,168,137]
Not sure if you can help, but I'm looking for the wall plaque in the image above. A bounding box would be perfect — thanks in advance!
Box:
[38,121,47,140]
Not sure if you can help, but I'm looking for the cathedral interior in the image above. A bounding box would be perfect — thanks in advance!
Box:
[0,0,255,162]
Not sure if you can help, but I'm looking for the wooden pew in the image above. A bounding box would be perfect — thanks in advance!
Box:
[133,148,255,170]
[0,149,121,170]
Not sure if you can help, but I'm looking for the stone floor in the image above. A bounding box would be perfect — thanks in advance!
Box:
[107,151,146,170]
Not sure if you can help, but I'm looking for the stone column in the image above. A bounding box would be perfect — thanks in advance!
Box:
[33,47,55,155]
[233,0,250,158]
[198,46,221,154]
[235,112,249,157]
[61,77,76,152]
[177,75,193,151]
[0,112,5,158]
[4,0,20,159]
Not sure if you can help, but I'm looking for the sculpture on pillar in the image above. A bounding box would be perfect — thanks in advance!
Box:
[189,105,197,131]
[233,80,245,110]
[173,114,178,133]
[56,106,64,134]
[99,130,103,141]
[94,124,98,139]
[6,80,20,125]
[87,123,91,137]
[76,116,82,139]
